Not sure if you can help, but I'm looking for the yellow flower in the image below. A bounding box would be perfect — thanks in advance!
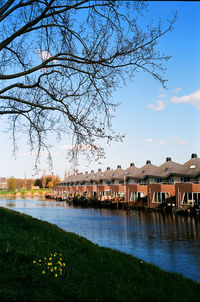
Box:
[42,270,45,274]
[44,257,47,260]
[60,271,62,275]
[59,258,62,261]
[33,260,36,264]
[49,257,52,260]
[54,266,57,270]
[38,259,41,262]
[50,268,53,272]
[55,273,58,277]
[48,262,52,266]
[60,253,62,256]
[63,263,66,267]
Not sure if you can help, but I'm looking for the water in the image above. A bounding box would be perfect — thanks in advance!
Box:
[1,197,200,283]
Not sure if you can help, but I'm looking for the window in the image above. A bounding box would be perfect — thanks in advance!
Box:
[130,192,145,201]
[180,177,190,182]
[169,178,174,184]
[183,192,200,205]
[164,168,169,172]
[153,192,169,203]
[106,181,111,185]
[118,180,124,185]
[142,170,145,174]
[154,178,163,183]
[190,165,196,169]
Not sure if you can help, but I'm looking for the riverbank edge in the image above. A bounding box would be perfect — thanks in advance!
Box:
[1,206,200,301]
[0,189,50,197]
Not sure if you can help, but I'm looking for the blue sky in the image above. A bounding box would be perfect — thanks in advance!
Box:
[0,1,200,179]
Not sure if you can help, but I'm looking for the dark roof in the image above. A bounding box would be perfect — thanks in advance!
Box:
[124,165,140,179]
[110,167,125,180]
[156,160,186,178]
[182,157,200,176]
[133,163,159,180]
[98,168,114,181]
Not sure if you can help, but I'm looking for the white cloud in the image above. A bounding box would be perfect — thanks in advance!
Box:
[17,150,60,157]
[158,140,167,145]
[145,138,153,143]
[173,87,182,93]
[171,89,200,108]
[59,144,73,150]
[37,49,57,64]
[37,49,52,61]
[158,93,168,98]
[172,138,188,145]
[147,100,165,111]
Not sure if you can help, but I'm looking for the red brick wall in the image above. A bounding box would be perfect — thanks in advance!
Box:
[126,184,148,202]
[175,183,200,210]
[148,184,175,209]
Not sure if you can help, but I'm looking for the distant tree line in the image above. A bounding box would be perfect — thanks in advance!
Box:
[6,174,60,191]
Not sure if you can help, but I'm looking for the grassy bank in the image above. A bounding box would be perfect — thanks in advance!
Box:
[0,188,50,196]
[0,207,200,301]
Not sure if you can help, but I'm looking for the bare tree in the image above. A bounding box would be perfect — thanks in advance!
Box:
[41,169,46,188]
[0,0,176,171]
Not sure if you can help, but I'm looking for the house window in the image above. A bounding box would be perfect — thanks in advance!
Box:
[106,181,111,185]
[153,192,169,203]
[183,192,200,205]
[118,180,124,185]
[154,178,163,183]
[180,177,191,182]
[130,192,145,201]
[169,178,174,183]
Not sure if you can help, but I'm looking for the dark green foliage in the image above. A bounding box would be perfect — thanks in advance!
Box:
[0,206,200,301]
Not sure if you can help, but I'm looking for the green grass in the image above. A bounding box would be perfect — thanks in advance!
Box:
[0,206,200,301]
[0,188,50,195]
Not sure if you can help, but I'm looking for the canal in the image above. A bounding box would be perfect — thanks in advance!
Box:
[1,196,200,283]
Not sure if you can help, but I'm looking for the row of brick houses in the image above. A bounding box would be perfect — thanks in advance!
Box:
[52,153,200,211]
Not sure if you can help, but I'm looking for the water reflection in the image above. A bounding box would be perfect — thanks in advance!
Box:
[0,197,200,283]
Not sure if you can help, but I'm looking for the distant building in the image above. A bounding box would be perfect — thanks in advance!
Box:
[53,153,200,211]
[0,177,7,190]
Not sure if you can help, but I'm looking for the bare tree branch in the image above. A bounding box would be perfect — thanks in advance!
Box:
[0,0,177,172]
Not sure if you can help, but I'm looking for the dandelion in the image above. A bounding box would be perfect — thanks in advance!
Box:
[32,252,65,278]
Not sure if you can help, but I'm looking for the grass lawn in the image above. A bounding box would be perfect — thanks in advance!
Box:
[0,188,50,195]
[0,206,200,301]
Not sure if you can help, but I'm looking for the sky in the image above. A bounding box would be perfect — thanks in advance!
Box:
[0,1,200,180]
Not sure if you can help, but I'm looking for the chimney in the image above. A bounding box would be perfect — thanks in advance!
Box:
[130,163,135,166]
[191,153,197,159]
[98,168,102,171]
[117,165,121,169]
[107,167,110,170]
[166,157,171,162]
[146,160,151,164]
